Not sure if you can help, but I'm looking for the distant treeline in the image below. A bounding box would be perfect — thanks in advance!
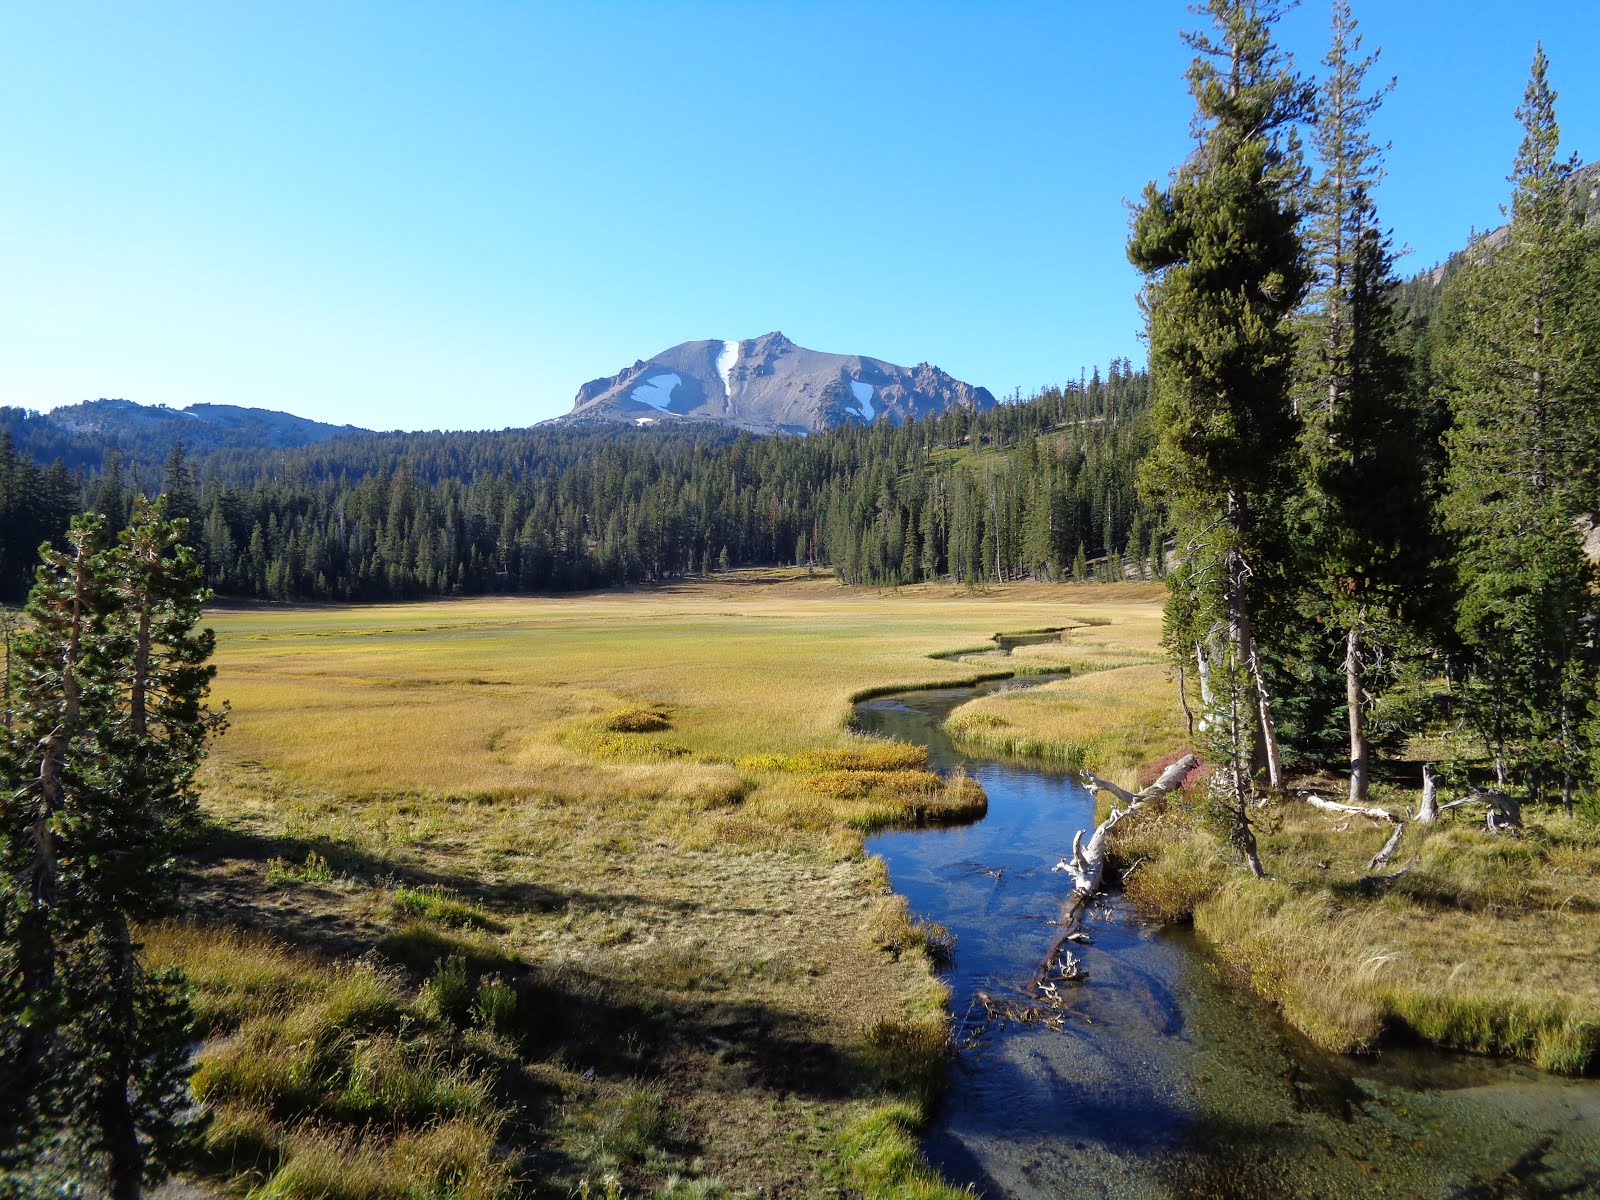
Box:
[0,360,1157,603]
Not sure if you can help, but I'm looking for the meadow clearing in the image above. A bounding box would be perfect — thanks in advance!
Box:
[154,570,1599,1200]
[159,573,1170,1200]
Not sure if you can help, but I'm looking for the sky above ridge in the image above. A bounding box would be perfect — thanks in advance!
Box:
[3,1,1598,432]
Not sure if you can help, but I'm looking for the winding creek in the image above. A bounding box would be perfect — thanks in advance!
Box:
[857,650,1600,1199]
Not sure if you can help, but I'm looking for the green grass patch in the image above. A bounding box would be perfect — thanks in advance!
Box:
[393,885,497,929]
[265,849,336,887]
[831,1103,970,1200]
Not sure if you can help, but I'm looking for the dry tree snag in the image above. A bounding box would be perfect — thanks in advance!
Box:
[1434,787,1524,833]
[1414,763,1522,833]
[1032,755,1200,987]
[1416,762,1442,822]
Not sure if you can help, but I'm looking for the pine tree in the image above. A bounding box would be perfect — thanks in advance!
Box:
[1437,47,1600,806]
[1294,0,1440,800]
[1129,0,1312,869]
[1,496,225,1195]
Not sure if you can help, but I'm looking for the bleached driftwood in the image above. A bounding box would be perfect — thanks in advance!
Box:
[1077,769,1137,806]
[1302,793,1398,825]
[1054,754,1198,934]
[1299,791,1411,876]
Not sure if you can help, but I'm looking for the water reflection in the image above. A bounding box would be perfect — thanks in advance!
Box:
[860,683,1600,1199]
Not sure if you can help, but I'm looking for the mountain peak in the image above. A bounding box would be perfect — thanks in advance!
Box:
[559,335,994,434]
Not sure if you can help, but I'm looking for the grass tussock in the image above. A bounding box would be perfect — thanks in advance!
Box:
[145,921,516,1199]
[736,740,983,833]
[565,729,693,761]
[803,768,945,801]
[945,713,1085,770]
[739,740,929,774]
[946,663,1183,774]
[1117,813,1227,922]
[392,886,497,929]
[377,921,524,977]
[265,850,336,887]
[563,1085,678,1173]
[869,894,957,969]
[602,706,673,733]
[251,1119,513,1200]
[831,1103,971,1200]
[142,923,327,1032]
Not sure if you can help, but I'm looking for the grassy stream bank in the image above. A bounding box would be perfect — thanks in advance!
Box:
[940,630,1600,1076]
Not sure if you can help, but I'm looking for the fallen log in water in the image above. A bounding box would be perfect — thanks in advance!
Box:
[1030,754,1198,988]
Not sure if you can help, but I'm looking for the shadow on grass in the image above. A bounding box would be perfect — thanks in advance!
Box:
[175,822,901,1102]
[178,821,788,961]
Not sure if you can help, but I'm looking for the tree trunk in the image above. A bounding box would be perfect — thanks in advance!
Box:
[1560,694,1574,817]
[99,917,143,1200]
[1195,640,1215,732]
[1224,493,1282,789]
[130,602,151,739]
[1176,661,1196,739]
[1417,763,1441,822]
[1346,621,1369,802]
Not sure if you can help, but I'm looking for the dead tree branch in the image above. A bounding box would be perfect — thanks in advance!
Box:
[1299,791,1410,877]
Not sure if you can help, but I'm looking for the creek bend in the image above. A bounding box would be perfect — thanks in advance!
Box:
[858,675,1600,1199]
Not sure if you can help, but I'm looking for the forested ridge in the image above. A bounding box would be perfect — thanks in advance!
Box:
[1,360,1157,602]
[3,147,1592,612]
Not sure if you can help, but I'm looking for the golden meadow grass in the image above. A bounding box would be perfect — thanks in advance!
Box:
[160,575,1168,1198]
[941,606,1179,778]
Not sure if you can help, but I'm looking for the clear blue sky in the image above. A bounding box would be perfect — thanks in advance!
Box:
[3,1,1597,431]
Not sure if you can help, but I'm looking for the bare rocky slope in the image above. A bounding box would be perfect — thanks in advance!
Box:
[556,331,996,434]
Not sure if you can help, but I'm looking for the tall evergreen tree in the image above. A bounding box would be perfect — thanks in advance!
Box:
[1,497,224,1195]
[1129,0,1313,869]
[1294,0,1439,800]
[1437,47,1600,807]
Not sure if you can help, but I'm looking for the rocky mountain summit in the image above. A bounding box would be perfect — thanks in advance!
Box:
[558,332,996,434]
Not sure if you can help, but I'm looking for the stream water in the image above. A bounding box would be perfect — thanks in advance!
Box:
[859,671,1600,1199]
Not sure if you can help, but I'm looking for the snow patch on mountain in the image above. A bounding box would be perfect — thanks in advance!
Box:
[716,340,740,404]
[630,373,681,412]
[848,380,876,420]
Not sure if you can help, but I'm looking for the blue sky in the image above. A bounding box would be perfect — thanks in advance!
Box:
[2,1,1597,432]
